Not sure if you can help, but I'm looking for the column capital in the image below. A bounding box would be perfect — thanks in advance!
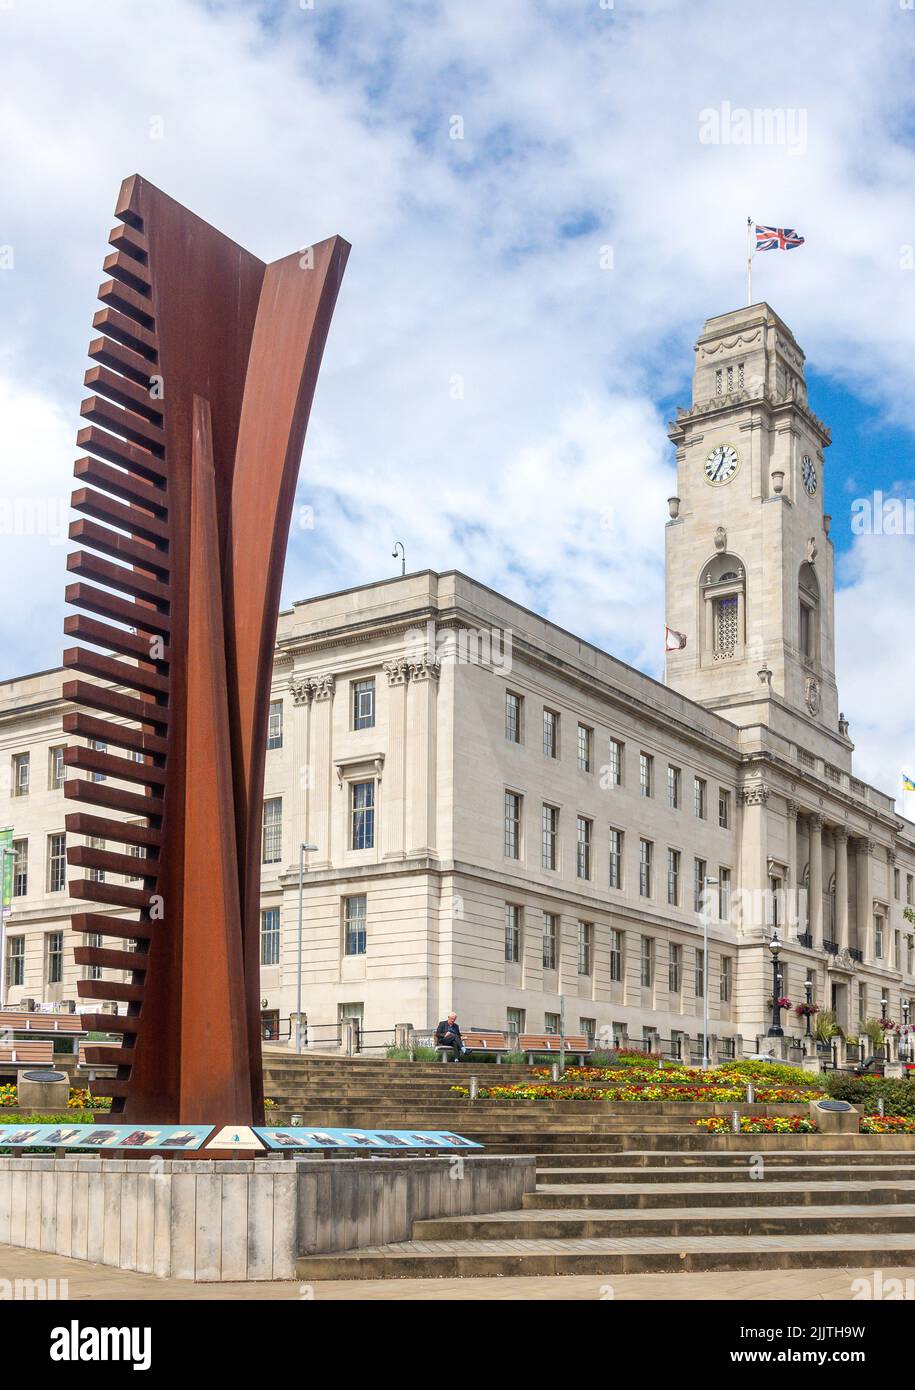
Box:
[383,657,410,686]
[855,836,876,856]
[310,674,336,701]
[887,846,897,865]
[807,813,824,834]
[407,652,441,682]
[832,825,849,844]
[786,799,800,820]
[289,677,313,706]
[738,783,770,807]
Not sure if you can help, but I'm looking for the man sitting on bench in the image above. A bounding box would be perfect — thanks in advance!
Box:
[434,1012,465,1062]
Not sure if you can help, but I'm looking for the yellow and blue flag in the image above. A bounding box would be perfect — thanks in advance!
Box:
[903,773,915,792]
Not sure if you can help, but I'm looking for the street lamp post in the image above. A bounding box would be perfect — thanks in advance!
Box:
[767,930,784,1037]
[804,979,813,1038]
[702,875,719,1069]
[295,842,319,1053]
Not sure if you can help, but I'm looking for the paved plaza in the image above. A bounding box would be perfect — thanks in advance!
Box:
[0,1243,906,1302]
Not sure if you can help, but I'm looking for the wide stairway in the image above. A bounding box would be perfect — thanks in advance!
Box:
[266,1053,915,1280]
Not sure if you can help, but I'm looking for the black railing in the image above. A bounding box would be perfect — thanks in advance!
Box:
[797,933,813,949]
[849,947,864,962]
[823,939,839,955]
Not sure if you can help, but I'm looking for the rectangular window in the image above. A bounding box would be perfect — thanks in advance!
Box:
[85,932,102,981]
[11,838,27,897]
[694,776,707,819]
[7,936,25,987]
[127,844,146,882]
[694,858,707,913]
[667,848,680,906]
[718,788,731,830]
[504,790,522,860]
[267,699,284,750]
[88,836,105,883]
[12,752,29,797]
[542,912,558,971]
[607,738,623,787]
[577,723,593,772]
[894,868,901,900]
[506,1007,525,1037]
[639,752,653,797]
[90,739,107,782]
[541,804,558,871]
[799,601,812,658]
[579,1017,596,1045]
[639,838,652,898]
[858,981,867,1021]
[608,828,623,890]
[352,678,376,730]
[543,708,559,759]
[875,916,884,960]
[720,955,733,1004]
[695,947,705,998]
[544,1012,560,1035]
[261,798,282,863]
[350,781,375,850]
[669,943,681,994]
[260,907,280,966]
[46,930,63,985]
[576,815,592,880]
[667,764,681,809]
[344,894,367,956]
[768,874,782,928]
[719,866,731,921]
[47,833,66,893]
[505,691,522,744]
[577,920,593,977]
[640,936,654,988]
[609,928,623,983]
[49,745,65,791]
[505,903,522,964]
[908,875,914,908]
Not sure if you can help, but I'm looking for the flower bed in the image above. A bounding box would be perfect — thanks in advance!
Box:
[861,1115,915,1134]
[696,1116,816,1134]
[452,1082,820,1102]
[539,1061,820,1089]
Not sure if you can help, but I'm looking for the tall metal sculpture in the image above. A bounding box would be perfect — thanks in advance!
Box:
[62,175,349,1123]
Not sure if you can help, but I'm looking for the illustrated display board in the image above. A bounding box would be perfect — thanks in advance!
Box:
[0,1124,214,1150]
[255,1127,484,1150]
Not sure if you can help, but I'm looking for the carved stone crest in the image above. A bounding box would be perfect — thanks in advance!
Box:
[805,677,820,716]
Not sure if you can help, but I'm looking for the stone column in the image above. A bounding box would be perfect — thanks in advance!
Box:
[308,675,335,869]
[786,801,799,932]
[405,653,440,857]
[382,659,409,860]
[289,677,313,852]
[738,783,770,932]
[834,827,849,951]
[855,838,874,963]
[808,815,824,948]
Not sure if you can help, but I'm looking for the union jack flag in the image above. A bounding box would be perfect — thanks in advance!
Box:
[755,224,805,251]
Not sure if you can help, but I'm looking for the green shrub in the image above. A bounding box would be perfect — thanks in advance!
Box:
[0,1111,93,1155]
[384,1045,440,1061]
[824,1074,915,1117]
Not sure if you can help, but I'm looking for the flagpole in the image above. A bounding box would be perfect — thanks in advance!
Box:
[746,216,753,305]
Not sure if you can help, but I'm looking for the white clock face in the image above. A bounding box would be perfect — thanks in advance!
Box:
[802,455,818,495]
[704,444,740,485]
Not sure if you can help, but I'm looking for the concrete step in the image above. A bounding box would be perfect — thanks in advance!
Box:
[536,1163,915,1185]
[525,1181,915,1209]
[411,1203,915,1240]
[522,1148,915,1167]
[296,1231,915,1279]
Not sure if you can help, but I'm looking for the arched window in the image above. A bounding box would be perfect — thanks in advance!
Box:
[701,552,746,661]
[798,563,819,663]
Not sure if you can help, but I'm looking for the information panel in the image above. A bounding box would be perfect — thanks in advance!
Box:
[0,1124,214,1150]
[255,1126,483,1150]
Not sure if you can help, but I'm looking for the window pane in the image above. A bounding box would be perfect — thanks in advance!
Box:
[344,895,367,956]
[261,798,282,863]
[353,678,376,730]
[260,907,280,965]
[267,700,284,749]
[351,781,375,850]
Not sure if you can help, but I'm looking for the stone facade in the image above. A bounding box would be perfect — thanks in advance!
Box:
[0,303,913,1054]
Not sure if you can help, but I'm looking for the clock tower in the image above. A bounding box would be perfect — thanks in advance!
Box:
[665,303,851,766]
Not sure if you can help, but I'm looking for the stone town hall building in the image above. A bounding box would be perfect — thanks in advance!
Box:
[1,303,914,1055]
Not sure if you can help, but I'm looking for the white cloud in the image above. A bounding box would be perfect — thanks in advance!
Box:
[1,0,914,800]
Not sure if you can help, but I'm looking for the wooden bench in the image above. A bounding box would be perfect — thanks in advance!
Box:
[435,1030,510,1062]
[519,1033,593,1065]
[0,1010,85,1036]
[0,1041,55,1066]
[77,1040,120,1069]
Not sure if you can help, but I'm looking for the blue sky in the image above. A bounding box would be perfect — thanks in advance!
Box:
[0,0,913,796]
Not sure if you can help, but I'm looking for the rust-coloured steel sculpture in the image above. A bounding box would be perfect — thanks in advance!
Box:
[63,175,349,1123]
